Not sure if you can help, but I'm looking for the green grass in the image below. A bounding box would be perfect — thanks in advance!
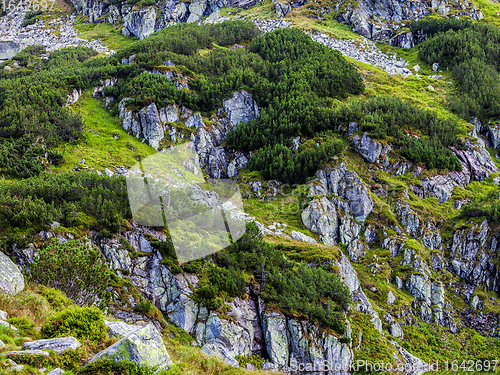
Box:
[52,90,155,172]
[474,0,500,26]
[74,20,136,51]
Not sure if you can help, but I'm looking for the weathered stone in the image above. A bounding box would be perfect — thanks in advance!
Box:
[139,103,164,150]
[47,369,64,375]
[291,230,317,244]
[352,132,384,163]
[222,90,259,128]
[160,104,180,123]
[85,324,173,370]
[105,320,144,339]
[387,290,396,305]
[22,337,81,354]
[0,251,24,295]
[301,197,338,245]
[122,7,156,39]
[0,41,20,60]
[185,113,204,129]
[274,1,291,17]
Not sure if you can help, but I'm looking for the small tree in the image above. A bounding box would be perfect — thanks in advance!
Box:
[30,240,110,306]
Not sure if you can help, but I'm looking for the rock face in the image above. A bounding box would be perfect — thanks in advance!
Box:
[139,103,164,150]
[122,7,157,40]
[338,0,483,41]
[308,163,374,224]
[412,139,498,203]
[0,252,24,295]
[86,324,173,370]
[222,90,260,128]
[351,132,385,163]
[22,337,81,354]
[95,228,360,371]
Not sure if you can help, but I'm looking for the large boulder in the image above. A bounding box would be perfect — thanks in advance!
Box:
[352,132,384,163]
[0,252,24,295]
[0,41,21,60]
[22,337,81,354]
[85,324,173,370]
[122,7,157,40]
[105,320,144,339]
[301,197,338,246]
[222,90,260,128]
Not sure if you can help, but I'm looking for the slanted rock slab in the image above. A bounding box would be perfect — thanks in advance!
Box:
[105,320,144,339]
[0,251,24,295]
[85,324,173,370]
[22,337,81,354]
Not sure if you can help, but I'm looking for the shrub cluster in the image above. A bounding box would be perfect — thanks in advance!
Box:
[414,18,500,120]
[30,240,111,306]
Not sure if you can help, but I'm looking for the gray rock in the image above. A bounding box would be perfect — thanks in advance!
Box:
[47,369,64,375]
[274,2,291,17]
[432,62,439,71]
[139,103,164,150]
[85,324,173,370]
[352,132,384,163]
[0,41,21,60]
[390,322,404,339]
[22,337,81,354]
[309,163,374,224]
[105,320,144,338]
[291,230,317,244]
[6,350,50,358]
[122,7,156,39]
[387,290,396,305]
[160,104,180,123]
[301,197,338,245]
[187,0,207,23]
[185,113,204,129]
[0,252,24,295]
[7,365,24,372]
[222,90,260,128]
[406,274,431,305]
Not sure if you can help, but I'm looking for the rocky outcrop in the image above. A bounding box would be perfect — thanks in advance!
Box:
[274,2,291,17]
[222,90,260,128]
[0,252,24,295]
[389,29,426,49]
[85,324,173,370]
[338,0,483,41]
[412,139,498,203]
[308,163,374,224]
[122,7,157,39]
[351,132,387,164]
[301,197,338,246]
[105,320,144,339]
[94,226,368,371]
[139,103,164,150]
[450,220,500,292]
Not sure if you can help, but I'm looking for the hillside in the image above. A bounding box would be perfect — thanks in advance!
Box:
[1,0,500,374]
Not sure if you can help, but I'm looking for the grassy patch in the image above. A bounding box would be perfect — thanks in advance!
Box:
[52,90,155,172]
[473,0,500,26]
[74,20,136,51]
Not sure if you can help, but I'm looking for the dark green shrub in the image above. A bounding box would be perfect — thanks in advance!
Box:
[30,240,110,306]
[35,285,74,312]
[133,301,152,314]
[40,306,106,342]
[78,358,168,374]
